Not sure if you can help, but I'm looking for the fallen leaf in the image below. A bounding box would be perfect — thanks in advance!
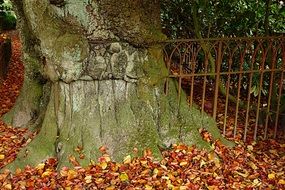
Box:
[0,154,5,160]
[84,175,92,183]
[119,172,129,182]
[268,173,275,180]
[123,155,132,164]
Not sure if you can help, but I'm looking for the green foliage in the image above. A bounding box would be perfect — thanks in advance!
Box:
[161,0,285,39]
[0,0,16,30]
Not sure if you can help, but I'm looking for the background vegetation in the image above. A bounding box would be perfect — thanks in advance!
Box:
[161,0,285,39]
[0,0,16,31]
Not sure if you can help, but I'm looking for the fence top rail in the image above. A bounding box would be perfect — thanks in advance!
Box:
[161,35,285,44]
[88,35,284,46]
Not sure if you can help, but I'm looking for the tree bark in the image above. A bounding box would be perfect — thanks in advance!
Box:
[3,0,232,170]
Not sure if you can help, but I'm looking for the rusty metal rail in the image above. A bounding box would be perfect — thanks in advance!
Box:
[163,36,285,141]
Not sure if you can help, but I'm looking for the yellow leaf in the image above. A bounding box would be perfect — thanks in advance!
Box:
[167,183,174,189]
[95,178,104,184]
[4,184,12,190]
[36,163,45,170]
[213,172,218,178]
[145,185,153,190]
[67,170,78,180]
[160,164,167,170]
[247,145,254,151]
[140,160,148,166]
[278,179,285,185]
[60,168,68,177]
[26,138,32,144]
[100,162,108,170]
[15,168,21,175]
[0,154,5,160]
[208,152,221,167]
[179,186,188,190]
[106,186,116,190]
[208,152,215,160]
[90,160,95,165]
[179,161,188,167]
[253,179,261,186]
[119,172,129,182]
[189,174,196,180]
[161,175,169,180]
[123,155,132,164]
[85,175,92,183]
[234,171,248,178]
[248,161,258,170]
[207,186,219,190]
[200,160,207,167]
[153,168,159,175]
[42,171,52,178]
[268,173,275,180]
[103,154,111,162]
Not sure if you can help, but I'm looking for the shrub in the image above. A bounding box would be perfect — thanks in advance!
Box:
[0,0,16,31]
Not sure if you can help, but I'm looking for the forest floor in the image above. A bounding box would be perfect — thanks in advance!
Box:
[0,31,284,189]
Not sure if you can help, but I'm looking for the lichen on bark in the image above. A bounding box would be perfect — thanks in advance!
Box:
[97,0,165,45]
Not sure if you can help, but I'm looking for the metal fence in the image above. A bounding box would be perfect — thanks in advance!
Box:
[163,36,285,141]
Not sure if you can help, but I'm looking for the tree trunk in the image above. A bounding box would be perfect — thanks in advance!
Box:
[3,0,232,170]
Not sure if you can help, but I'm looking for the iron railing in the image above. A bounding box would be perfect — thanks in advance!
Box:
[163,36,285,141]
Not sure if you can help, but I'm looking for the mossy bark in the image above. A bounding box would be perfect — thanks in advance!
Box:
[3,0,233,171]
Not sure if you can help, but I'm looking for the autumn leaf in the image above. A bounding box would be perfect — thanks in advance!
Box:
[119,172,129,182]
[145,185,153,190]
[67,170,78,180]
[68,155,80,166]
[0,154,5,160]
[248,161,258,170]
[84,175,92,184]
[42,170,53,178]
[268,173,275,180]
[99,146,107,153]
[99,162,108,170]
[123,155,132,164]
[36,163,45,170]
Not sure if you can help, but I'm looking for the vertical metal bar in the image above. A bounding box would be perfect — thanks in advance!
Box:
[189,61,195,107]
[223,57,233,136]
[164,46,170,96]
[234,48,244,138]
[213,42,223,120]
[201,52,209,113]
[189,45,195,107]
[178,55,183,105]
[244,43,254,142]
[254,43,266,141]
[275,42,285,138]
[176,43,184,105]
[264,44,276,139]
[274,71,284,138]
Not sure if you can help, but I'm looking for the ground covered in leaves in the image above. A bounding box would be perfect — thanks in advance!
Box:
[0,31,285,189]
[0,138,285,189]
